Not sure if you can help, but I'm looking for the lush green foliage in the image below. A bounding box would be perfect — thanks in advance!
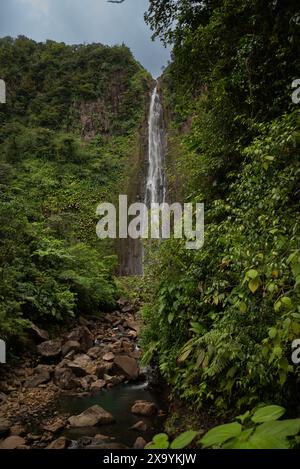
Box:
[0,37,150,341]
[146,430,198,450]
[142,0,300,415]
[200,405,300,448]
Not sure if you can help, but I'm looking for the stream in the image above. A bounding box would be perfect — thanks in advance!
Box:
[59,382,165,447]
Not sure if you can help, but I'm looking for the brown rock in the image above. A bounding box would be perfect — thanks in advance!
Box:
[28,323,49,343]
[0,436,26,449]
[96,363,113,378]
[43,418,65,433]
[46,437,68,449]
[54,367,78,390]
[67,326,93,352]
[37,340,62,359]
[62,340,81,357]
[114,354,139,380]
[130,421,148,432]
[131,400,158,417]
[90,379,106,392]
[67,354,96,377]
[25,365,51,388]
[103,352,115,362]
[87,347,103,359]
[68,405,115,427]
[133,437,147,449]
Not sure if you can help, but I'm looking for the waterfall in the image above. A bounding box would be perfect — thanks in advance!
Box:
[118,84,166,276]
[145,85,166,207]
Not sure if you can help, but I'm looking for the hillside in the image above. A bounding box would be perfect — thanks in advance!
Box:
[0,36,151,341]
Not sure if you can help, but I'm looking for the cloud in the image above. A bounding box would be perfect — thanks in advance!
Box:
[0,0,170,77]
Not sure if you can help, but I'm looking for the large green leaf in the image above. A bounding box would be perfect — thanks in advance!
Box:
[170,431,198,449]
[200,422,242,448]
[146,433,169,449]
[251,405,285,423]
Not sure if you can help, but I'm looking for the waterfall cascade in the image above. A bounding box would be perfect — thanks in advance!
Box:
[118,84,166,276]
[145,85,166,207]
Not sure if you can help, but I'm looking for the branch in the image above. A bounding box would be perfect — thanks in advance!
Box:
[107,1,125,3]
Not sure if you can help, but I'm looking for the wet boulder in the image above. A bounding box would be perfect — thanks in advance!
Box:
[68,405,115,427]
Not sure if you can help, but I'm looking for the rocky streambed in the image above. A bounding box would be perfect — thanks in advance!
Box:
[0,300,166,449]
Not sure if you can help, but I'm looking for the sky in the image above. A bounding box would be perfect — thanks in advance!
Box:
[0,0,171,77]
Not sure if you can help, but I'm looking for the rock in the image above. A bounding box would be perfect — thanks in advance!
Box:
[131,400,158,417]
[67,354,96,377]
[122,304,134,313]
[96,363,113,378]
[28,322,49,343]
[10,424,26,436]
[67,326,93,352]
[0,436,26,449]
[90,379,106,392]
[0,392,8,403]
[79,316,94,328]
[0,418,11,438]
[114,354,139,380]
[87,347,103,359]
[130,421,148,432]
[133,437,147,449]
[46,437,68,449]
[94,434,113,441]
[54,367,78,390]
[61,340,81,357]
[43,418,66,433]
[103,352,115,362]
[68,405,115,427]
[25,365,51,388]
[86,442,128,450]
[37,340,62,359]
[125,319,140,333]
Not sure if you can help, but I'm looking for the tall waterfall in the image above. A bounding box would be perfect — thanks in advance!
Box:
[145,85,166,207]
[118,84,166,276]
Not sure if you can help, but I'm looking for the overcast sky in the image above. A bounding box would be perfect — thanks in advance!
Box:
[0,0,170,77]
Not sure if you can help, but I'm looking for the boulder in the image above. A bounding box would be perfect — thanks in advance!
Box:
[54,367,78,390]
[130,421,148,432]
[61,340,81,357]
[131,400,158,417]
[96,363,113,378]
[67,326,93,352]
[37,340,62,359]
[25,365,51,388]
[103,352,115,362]
[90,379,106,392]
[87,347,103,359]
[0,436,26,450]
[46,437,68,449]
[67,354,96,377]
[0,418,11,438]
[43,418,66,433]
[28,323,49,343]
[114,354,139,380]
[68,405,115,427]
[133,437,147,449]
[0,392,8,403]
